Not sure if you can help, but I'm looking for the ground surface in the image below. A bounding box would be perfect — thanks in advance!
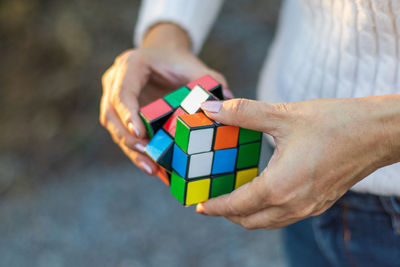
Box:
[0,142,286,267]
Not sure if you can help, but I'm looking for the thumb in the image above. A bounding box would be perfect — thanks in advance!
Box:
[200,99,288,134]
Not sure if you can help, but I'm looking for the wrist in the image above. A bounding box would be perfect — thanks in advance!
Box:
[141,22,192,52]
[362,95,400,167]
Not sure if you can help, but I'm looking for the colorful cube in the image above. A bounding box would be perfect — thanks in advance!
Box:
[170,113,262,205]
[138,75,262,206]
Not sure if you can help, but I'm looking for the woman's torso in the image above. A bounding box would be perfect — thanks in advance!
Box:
[258,0,400,196]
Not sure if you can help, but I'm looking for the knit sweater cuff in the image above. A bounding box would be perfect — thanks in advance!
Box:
[134,0,224,54]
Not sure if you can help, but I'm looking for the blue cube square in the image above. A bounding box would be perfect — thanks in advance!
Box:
[172,144,188,178]
[145,129,174,171]
[212,148,238,175]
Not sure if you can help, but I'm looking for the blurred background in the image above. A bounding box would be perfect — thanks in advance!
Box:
[0,0,285,266]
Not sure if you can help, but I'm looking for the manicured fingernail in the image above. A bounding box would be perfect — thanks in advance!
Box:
[140,161,153,175]
[196,203,206,214]
[128,122,140,137]
[134,143,146,153]
[223,88,234,99]
[201,101,222,113]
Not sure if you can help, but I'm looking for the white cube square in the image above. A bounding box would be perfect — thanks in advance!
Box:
[188,151,214,178]
[180,85,211,114]
[188,128,214,154]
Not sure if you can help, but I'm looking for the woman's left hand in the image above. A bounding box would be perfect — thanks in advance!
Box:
[197,97,398,229]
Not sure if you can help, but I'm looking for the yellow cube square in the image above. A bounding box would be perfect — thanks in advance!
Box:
[186,178,211,205]
[235,168,258,189]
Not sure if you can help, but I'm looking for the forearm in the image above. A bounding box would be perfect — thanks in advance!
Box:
[141,23,191,51]
[134,0,224,54]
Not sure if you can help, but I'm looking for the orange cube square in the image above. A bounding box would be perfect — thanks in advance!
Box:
[214,125,239,150]
[180,112,214,128]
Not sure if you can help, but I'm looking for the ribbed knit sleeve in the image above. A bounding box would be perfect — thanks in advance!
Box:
[134,0,224,54]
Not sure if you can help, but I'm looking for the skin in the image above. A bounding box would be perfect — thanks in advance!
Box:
[101,23,400,229]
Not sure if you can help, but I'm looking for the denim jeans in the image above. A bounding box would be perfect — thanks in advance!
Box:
[283,191,400,267]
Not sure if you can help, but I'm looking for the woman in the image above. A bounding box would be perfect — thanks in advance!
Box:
[100,0,400,266]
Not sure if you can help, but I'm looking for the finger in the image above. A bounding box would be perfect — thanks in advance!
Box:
[197,174,271,217]
[101,101,149,152]
[200,99,289,135]
[106,113,156,175]
[111,52,151,139]
[101,105,158,175]
[226,207,301,230]
[119,142,158,176]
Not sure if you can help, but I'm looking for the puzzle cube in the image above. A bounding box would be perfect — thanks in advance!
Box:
[139,98,174,138]
[170,171,211,206]
[175,113,215,154]
[170,113,262,205]
[187,74,224,100]
[138,75,262,206]
[145,129,174,171]
[180,85,218,114]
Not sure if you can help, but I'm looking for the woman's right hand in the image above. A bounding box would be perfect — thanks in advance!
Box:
[100,23,229,176]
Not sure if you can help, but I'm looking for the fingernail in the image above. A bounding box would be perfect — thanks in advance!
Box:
[134,143,146,153]
[223,88,234,99]
[128,122,140,137]
[201,101,222,113]
[140,161,153,175]
[196,203,206,214]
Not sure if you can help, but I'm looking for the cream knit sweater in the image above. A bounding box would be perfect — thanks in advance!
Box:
[135,0,400,196]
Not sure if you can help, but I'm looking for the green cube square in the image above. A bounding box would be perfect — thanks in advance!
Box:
[210,173,235,198]
[239,128,262,144]
[174,118,190,153]
[164,87,191,109]
[236,142,261,169]
[170,171,186,204]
